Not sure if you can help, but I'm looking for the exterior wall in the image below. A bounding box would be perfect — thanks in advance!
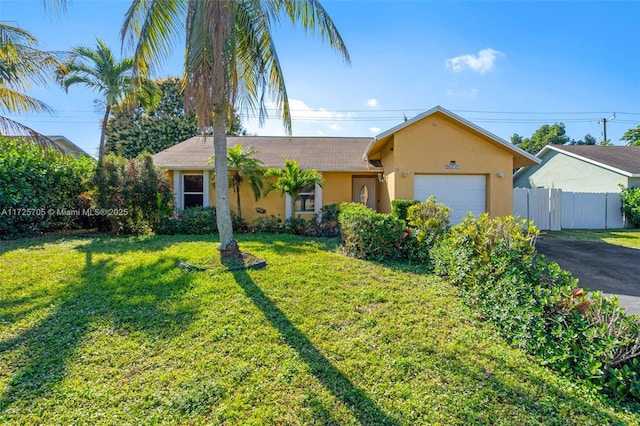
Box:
[378,140,395,213]
[323,172,356,206]
[390,112,515,217]
[514,150,629,192]
[168,170,380,224]
[210,175,286,223]
[167,170,174,192]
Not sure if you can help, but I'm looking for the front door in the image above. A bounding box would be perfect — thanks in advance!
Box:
[352,176,377,210]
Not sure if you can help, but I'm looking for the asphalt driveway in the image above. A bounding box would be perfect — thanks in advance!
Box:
[536,234,640,315]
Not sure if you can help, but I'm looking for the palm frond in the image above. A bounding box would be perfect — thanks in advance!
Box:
[273,0,350,63]
[122,0,187,79]
[0,115,62,151]
[0,88,55,114]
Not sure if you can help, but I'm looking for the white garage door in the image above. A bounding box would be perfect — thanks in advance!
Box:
[414,175,486,224]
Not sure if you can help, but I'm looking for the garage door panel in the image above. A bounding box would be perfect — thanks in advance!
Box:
[414,175,486,224]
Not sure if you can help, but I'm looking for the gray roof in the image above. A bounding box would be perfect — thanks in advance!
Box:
[543,145,640,176]
[152,135,379,172]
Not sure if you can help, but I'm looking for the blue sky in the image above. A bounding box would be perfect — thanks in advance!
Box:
[1,0,639,157]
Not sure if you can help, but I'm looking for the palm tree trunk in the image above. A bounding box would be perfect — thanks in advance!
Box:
[213,115,237,256]
[98,104,110,162]
[211,0,239,258]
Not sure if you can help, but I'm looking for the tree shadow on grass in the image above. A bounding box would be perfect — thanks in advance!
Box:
[0,239,196,412]
[434,346,635,425]
[230,268,399,425]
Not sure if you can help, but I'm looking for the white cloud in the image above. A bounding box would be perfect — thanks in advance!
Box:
[316,129,326,136]
[289,99,353,121]
[445,48,504,74]
[369,127,382,134]
[328,124,341,131]
[366,98,379,108]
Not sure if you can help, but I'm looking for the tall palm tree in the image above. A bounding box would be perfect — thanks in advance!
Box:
[264,160,324,219]
[56,38,134,162]
[121,0,349,257]
[211,144,264,220]
[0,23,63,149]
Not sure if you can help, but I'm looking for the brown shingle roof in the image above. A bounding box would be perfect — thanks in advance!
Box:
[152,135,378,171]
[548,145,640,175]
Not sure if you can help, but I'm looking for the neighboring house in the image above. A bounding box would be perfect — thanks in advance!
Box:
[6,135,92,158]
[514,145,640,192]
[47,135,92,158]
[153,106,539,224]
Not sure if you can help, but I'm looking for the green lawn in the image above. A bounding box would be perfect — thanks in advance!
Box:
[0,234,637,425]
[545,229,640,249]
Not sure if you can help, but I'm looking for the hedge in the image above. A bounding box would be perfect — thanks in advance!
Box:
[0,137,95,239]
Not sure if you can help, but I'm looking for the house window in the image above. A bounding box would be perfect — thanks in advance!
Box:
[295,184,316,214]
[183,174,204,208]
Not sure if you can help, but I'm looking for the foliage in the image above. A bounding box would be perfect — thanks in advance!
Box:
[212,144,265,220]
[316,203,344,238]
[511,123,570,154]
[404,196,451,265]
[621,125,640,146]
[56,38,135,162]
[0,137,94,238]
[285,216,318,237]
[105,77,198,158]
[620,186,640,227]
[569,133,598,145]
[250,215,285,233]
[338,202,406,261]
[391,199,419,222]
[0,23,64,147]
[0,234,637,424]
[93,153,172,234]
[430,213,640,403]
[156,206,248,235]
[264,160,324,217]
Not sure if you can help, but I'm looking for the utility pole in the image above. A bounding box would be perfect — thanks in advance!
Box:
[598,113,616,144]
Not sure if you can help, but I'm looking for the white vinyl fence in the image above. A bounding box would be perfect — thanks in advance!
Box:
[513,188,626,230]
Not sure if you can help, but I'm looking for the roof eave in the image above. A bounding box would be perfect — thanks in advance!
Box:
[367,105,541,165]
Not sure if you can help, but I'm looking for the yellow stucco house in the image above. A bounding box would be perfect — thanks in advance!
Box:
[153,106,539,224]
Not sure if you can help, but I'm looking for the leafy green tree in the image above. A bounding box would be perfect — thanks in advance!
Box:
[211,144,264,220]
[121,0,349,257]
[56,38,134,162]
[106,77,198,158]
[621,125,640,146]
[264,160,324,219]
[512,123,570,154]
[570,133,598,145]
[0,23,63,149]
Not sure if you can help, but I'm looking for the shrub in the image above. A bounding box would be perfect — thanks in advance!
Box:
[155,206,248,235]
[431,213,538,284]
[250,215,285,233]
[176,206,218,234]
[404,196,451,265]
[620,186,640,227]
[391,199,419,222]
[317,203,343,237]
[431,213,640,403]
[93,153,173,234]
[0,137,95,238]
[338,203,407,261]
[286,216,317,237]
